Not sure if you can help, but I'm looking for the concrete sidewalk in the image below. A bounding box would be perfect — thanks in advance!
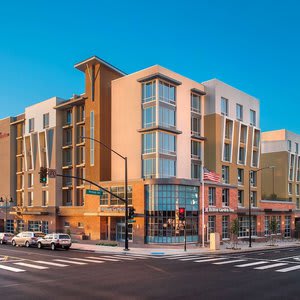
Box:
[70,239,300,255]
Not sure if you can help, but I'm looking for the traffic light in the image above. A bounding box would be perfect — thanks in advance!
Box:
[128,207,135,219]
[178,207,185,221]
[39,167,48,183]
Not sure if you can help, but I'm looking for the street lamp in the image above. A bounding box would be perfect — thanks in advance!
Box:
[0,196,14,232]
[248,166,275,247]
[81,136,129,251]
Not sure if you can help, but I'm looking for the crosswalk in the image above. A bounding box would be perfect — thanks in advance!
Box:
[159,254,300,273]
[0,253,152,274]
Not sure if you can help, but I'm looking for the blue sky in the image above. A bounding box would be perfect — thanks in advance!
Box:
[0,0,299,132]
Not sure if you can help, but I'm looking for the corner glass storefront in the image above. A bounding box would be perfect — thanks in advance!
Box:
[145,184,199,243]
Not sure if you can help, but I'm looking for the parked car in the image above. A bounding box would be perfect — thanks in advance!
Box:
[11,232,45,247]
[37,233,72,250]
[0,232,14,244]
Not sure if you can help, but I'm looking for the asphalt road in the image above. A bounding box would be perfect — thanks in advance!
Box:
[1,245,300,299]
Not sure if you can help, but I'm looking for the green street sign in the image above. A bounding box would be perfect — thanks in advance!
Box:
[128,219,136,223]
[86,189,103,196]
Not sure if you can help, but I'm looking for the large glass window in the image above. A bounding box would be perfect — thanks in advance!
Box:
[111,186,133,206]
[250,109,256,126]
[6,220,14,233]
[191,141,201,159]
[43,113,49,129]
[143,106,156,128]
[222,216,229,239]
[29,118,34,132]
[145,185,199,243]
[159,106,175,128]
[90,111,94,165]
[238,147,245,164]
[159,81,175,104]
[285,216,291,237]
[250,171,257,187]
[222,188,229,206]
[236,104,243,121]
[191,163,201,180]
[143,133,156,154]
[159,132,176,155]
[238,190,244,207]
[191,116,201,136]
[159,158,176,178]
[223,143,231,162]
[142,158,156,178]
[238,216,257,237]
[222,165,229,183]
[238,168,244,185]
[221,97,228,116]
[191,93,201,113]
[209,187,216,206]
[66,109,72,125]
[208,216,216,236]
[142,81,156,103]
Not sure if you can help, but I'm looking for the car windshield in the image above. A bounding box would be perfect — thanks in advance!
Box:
[59,235,70,239]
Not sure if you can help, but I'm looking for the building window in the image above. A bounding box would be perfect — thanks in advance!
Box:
[64,128,72,146]
[42,191,48,207]
[250,171,257,187]
[288,140,292,152]
[159,81,175,104]
[236,104,243,121]
[208,187,216,206]
[238,216,257,237]
[240,125,247,143]
[63,149,72,166]
[284,216,291,237]
[238,190,244,207]
[143,106,156,128]
[191,115,201,136]
[238,147,246,164]
[296,143,299,154]
[288,183,292,195]
[191,93,201,113]
[159,106,175,129]
[296,184,300,196]
[43,113,49,129]
[223,144,231,162]
[159,158,176,178]
[6,220,14,233]
[225,120,233,139]
[222,188,229,206]
[238,168,244,185]
[250,109,256,126]
[142,81,156,103]
[222,165,229,184]
[78,222,84,228]
[62,190,72,206]
[191,141,201,160]
[221,97,228,116]
[100,191,109,205]
[222,216,229,239]
[64,222,70,227]
[251,191,257,207]
[28,192,33,206]
[66,109,72,125]
[289,154,295,181]
[191,163,201,180]
[17,220,25,233]
[264,216,270,236]
[90,111,94,165]
[110,186,132,206]
[297,198,300,209]
[29,118,34,133]
[28,173,33,188]
[208,216,216,236]
[254,130,260,147]
[142,133,156,154]
[77,105,85,122]
[142,158,156,178]
[159,132,176,155]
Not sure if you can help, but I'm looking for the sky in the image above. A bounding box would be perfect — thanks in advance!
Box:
[0,0,299,133]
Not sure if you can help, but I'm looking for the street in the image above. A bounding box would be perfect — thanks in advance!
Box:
[1,245,300,299]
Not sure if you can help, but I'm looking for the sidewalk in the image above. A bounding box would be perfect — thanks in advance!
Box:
[70,239,300,255]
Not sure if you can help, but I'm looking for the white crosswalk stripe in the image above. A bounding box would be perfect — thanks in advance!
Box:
[35,261,69,267]
[54,259,87,265]
[213,259,246,265]
[254,263,287,270]
[195,258,228,263]
[0,265,25,273]
[276,265,300,273]
[167,255,196,260]
[235,261,269,268]
[14,262,48,270]
[179,256,210,261]
[86,257,120,262]
[69,258,104,263]
[112,255,135,260]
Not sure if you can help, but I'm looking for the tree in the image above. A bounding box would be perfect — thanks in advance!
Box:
[230,218,239,249]
[268,218,278,246]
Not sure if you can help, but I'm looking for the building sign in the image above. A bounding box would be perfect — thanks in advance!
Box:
[99,206,126,216]
[0,132,9,139]
[204,207,235,213]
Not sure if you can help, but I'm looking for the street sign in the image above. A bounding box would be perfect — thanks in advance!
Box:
[86,189,103,196]
[48,169,56,178]
[128,219,136,223]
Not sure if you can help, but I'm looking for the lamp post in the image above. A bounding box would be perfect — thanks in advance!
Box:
[81,136,129,251]
[0,196,13,232]
[249,166,275,247]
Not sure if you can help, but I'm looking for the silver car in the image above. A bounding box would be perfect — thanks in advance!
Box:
[37,233,72,250]
[12,232,45,247]
[0,232,14,244]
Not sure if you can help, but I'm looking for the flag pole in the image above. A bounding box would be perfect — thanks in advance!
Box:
[201,163,205,248]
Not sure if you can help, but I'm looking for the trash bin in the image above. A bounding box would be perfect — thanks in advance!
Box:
[210,232,220,250]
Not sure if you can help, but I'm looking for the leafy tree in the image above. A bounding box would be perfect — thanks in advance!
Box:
[230,218,239,249]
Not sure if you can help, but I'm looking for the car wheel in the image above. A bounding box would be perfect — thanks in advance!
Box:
[12,240,16,247]
[64,246,70,250]
[25,241,30,248]
[51,243,56,251]
[37,242,42,249]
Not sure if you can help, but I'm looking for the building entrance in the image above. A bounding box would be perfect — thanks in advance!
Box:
[116,223,133,242]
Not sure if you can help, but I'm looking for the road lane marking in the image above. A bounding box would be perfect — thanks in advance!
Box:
[86,257,120,262]
[112,255,135,260]
[35,261,69,267]
[213,259,246,265]
[276,265,300,273]
[275,255,300,261]
[54,259,86,265]
[254,263,287,270]
[179,256,210,261]
[235,261,269,268]
[195,258,228,263]
[257,253,265,255]
[14,262,48,270]
[167,255,198,260]
[70,258,104,263]
[0,265,25,273]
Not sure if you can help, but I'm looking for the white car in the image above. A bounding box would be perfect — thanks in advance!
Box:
[0,232,14,244]
[37,233,72,250]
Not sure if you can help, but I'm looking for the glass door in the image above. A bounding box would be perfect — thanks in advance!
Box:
[116,223,133,242]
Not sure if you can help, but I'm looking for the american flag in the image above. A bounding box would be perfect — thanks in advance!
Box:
[203,167,221,182]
